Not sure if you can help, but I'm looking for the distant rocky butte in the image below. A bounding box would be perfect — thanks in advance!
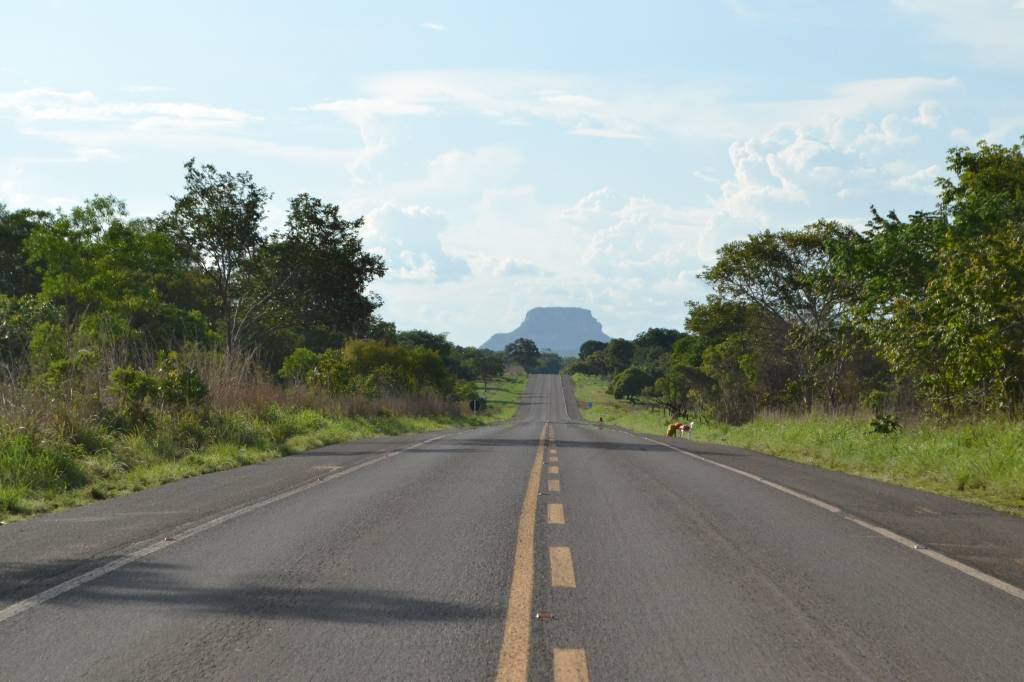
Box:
[481,307,611,357]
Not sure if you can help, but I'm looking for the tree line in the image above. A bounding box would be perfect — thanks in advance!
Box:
[567,138,1024,424]
[0,159,513,417]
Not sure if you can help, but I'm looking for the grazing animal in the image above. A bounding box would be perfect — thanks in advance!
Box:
[666,421,695,439]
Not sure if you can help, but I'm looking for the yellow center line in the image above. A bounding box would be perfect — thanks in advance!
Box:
[548,465,560,475]
[548,479,561,492]
[549,546,577,588]
[553,649,590,682]
[547,503,565,525]
[495,422,550,682]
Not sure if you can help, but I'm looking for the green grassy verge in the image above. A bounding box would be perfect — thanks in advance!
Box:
[572,373,672,434]
[475,373,528,421]
[0,376,527,523]
[571,373,1024,516]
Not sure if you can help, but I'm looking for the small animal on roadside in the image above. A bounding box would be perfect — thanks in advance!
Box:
[666,421,695,439]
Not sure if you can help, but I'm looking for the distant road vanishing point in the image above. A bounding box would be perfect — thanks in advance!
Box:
[2,375,1024,680]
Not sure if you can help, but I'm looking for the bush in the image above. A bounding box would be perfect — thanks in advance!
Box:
[279,347,319,384]
[109,366,157,427]
[153,352,208,409]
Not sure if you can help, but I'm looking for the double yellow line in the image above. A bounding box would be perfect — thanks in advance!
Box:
[496,423,588,682]
[496,423,550,680]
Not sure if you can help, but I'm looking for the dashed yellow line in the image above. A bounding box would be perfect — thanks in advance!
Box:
[547,503,565,525]
[549,546,577,588]
[553,649,590,682]
[495,423,550,682]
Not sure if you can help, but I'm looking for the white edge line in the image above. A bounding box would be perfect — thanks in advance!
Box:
[0,434,448,625]
[633,432,1024,603]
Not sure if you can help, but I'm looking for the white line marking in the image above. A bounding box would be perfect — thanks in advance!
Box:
[0,434,448,625]
[632,433,1024,603]
[559,375,570,421]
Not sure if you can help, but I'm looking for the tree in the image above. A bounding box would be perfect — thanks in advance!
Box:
[603,338,635,375]
[170,159,270,352]
[700,220,859,409]
[578,340,607,358]
[24,196,208,354]
[653,362,713,418]
[257,194,387,351]
[469,351,506,389]
[0,204,46,297]
[504,337,540,372]
[833,138,1024,413]
[397,330,454,358]
[534,352,563,374]
[609,367,654,402]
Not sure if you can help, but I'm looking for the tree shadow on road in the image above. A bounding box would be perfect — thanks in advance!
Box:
[2,559,500,625]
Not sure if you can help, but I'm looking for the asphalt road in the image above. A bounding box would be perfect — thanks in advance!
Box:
[2,374,1024,680]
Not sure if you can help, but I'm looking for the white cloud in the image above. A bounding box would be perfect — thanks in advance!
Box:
[888,163,941,192]
[0,88,257,128]
[421,21,447,32]
[308,70,961,150]
[364,204,470,282]
[893,0,1024,68]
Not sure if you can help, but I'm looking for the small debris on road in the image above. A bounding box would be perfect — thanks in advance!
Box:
[535,612,558,621]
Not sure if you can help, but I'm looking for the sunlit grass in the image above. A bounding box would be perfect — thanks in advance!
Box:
[570,373,1024,515]
[0,376,527,522]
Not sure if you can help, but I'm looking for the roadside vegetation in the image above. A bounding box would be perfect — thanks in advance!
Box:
[0,160,526,521]
[567,137,1024,514]
[573,374,1024,514]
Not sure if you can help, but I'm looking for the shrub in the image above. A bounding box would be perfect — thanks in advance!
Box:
[109,366,157,427]
[153,352,208,409]
[279,347,319,384]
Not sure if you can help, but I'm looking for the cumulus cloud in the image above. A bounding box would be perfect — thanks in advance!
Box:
[364,204,470,282]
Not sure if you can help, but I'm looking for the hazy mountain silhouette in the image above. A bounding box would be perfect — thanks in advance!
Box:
[481,307,611,357]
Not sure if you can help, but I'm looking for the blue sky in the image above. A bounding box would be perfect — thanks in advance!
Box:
[2,0,1023,345]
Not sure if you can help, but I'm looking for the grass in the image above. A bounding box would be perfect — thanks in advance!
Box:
[570,373,1024,516]
[572,373,672,434]
[475,373,529,421]
[0,375,528,523]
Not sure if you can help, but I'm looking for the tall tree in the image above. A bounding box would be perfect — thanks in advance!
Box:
[700,220,859,408]
[505,337,540,372]
[834,138,1024,412]
[170,159,270,352]
[253,194,386,354]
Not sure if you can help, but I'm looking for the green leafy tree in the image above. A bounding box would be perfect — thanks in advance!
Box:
[170,159,270,352]
[603,338,635,375]
[505,337,540,372]
[578,340,607,358]
[0,204,47,297]
[700,220,859,409]
[609,367,654,402]
[254,194,387,356]
[834,138,1024,413]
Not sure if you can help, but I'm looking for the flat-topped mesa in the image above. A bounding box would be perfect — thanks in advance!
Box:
[480,307,611,357]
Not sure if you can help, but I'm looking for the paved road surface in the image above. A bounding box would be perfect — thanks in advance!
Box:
[2,375,1023,680]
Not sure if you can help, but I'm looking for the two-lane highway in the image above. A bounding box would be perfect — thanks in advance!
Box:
[2,375,1024,680]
